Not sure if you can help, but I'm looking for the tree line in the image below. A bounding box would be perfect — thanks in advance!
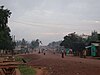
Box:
[60,31,100,55]
[16,38,41,50]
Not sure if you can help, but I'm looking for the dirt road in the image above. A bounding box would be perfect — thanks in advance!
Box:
[21,52,100,75]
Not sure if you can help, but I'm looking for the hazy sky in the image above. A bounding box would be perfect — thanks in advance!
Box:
[0,0,100,45]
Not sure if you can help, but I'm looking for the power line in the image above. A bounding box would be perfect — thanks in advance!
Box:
[11,20,49,28]
[10,20,75,28]
[10,20,96,31]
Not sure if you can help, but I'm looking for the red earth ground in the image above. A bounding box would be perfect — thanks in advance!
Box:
[21,52,100,75]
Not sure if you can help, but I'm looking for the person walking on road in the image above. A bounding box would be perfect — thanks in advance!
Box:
[83,49,87,58]
[61,49,64,58]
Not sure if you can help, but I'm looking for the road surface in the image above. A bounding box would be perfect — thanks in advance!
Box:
[21,52,100,75]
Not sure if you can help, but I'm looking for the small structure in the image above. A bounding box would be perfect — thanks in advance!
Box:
[0,55,25,75]
[0,56,20,75]
[91,42,100,56]
[0,62,18,75]
[86,42,100,57]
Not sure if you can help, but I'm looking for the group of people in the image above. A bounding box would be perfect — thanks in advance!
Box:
[38,48,46,55]
[61,49,87,58]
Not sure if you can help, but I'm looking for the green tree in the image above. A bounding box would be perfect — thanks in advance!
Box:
[31,41,36,50]
[21,38,27,47]
[31,39,40,50]
[98,34,100,41]
[91,31,98,41]
[60,32,85,55]
[86,31,99,44]
[0,6,14,54]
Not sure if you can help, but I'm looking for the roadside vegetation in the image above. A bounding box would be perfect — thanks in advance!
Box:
[15,56,36,75]
[19,65,36,75]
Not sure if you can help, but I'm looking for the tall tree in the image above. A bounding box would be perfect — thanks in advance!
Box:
[98,34,100,41]
[21,38,27,46]
[86,31,99,44]
[0,6,14,52]
[31,39,40,50]
[60,32,85,54]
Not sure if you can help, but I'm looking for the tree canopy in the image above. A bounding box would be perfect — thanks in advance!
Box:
[31,39,40,49]
[60,32,85,52]
[0,6,14,50]
[60,31,100,53]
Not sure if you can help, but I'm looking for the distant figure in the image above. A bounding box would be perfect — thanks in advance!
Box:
[61,50,64,58]
[53,52,55,54]
[79,50,83,58]
[44,52,45,55]
[69,49,73,54]
[43,49,46,55]
[83,50,86,58]
[38,50,40,54]
[64,50,66,56]
[53,49,55,54]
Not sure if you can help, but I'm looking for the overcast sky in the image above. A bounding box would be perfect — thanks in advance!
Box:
[0,0,100,45]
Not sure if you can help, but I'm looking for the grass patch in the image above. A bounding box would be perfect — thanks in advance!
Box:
[15,56,36,75]
[15,56,23,62]
[15,56,32,63]
[24,57,32,62]
[19,65,36,75]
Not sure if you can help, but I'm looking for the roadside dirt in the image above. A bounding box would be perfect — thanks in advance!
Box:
[21,52,100,75]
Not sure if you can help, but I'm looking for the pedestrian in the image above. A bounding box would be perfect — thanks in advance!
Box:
[38,49,40,54]
[83,50,86,58]
[61,50,64,58]
[44,52,45,55]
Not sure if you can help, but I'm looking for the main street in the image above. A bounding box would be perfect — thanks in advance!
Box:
[21,51,100,75]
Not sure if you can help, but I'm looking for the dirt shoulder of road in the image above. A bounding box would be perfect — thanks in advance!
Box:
[34,66,48,75]
[20,53,100,75]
